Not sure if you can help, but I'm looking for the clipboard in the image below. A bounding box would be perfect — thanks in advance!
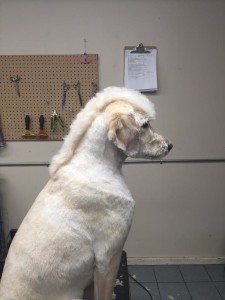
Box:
[124,43,158,92]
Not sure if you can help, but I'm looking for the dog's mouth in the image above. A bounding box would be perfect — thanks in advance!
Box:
[150,152,168,160]
[142,147,171,160]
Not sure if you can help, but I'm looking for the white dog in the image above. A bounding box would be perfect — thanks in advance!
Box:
[0,87,172,300]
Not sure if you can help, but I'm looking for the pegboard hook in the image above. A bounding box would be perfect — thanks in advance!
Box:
[83,38,87,54]
[80,38,92,64]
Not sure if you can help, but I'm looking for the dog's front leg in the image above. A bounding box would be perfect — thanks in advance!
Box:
[94,250,122,300]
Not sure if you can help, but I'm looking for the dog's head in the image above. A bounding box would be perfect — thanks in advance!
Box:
[50,87,172,179]
[106,100,172,159]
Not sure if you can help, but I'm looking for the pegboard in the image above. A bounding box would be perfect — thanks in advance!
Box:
[0,55,99,141]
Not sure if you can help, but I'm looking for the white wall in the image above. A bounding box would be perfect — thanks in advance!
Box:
[0,0,225,262]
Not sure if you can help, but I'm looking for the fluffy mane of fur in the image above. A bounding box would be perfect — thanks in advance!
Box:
[49,86,156,179]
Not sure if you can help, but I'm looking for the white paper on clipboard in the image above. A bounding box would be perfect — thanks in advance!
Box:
[124,48,158,92]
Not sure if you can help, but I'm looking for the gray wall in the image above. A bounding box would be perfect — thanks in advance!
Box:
[0,0,225,263]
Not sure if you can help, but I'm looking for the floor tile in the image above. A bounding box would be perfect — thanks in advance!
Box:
[128,265,156,282]
[158,282,191,300]
[187,282,222,300]
[214,282,225,300]
[154,265,183,283]
[130,282,160,300]
[179,265,211,282]
[205,265,225,282]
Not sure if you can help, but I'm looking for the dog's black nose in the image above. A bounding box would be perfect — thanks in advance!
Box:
[168,143,173,151]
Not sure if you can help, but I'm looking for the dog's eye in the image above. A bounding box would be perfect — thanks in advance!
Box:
[141,122,149,129]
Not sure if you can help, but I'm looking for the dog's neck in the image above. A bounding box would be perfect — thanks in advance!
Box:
[58,115,132,199]
[71,115,127,172]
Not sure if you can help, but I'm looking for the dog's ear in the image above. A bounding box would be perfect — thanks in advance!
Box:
[108,114,138,151]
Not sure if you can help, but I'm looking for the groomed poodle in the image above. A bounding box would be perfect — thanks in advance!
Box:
[0,87,172,300]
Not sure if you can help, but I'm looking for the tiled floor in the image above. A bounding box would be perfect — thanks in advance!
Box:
[128,264,225,300]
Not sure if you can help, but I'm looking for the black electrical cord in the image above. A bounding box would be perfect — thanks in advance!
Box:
[128,272,153,300]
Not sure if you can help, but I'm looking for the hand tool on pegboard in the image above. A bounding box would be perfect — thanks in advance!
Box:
[51,110,64,132]
[91,81,98,97]
[61,81,70,110]
[74,81,84,108]
[22,115,36,138]
[0,115,6,148]
[37,115,48,139]
[10,75,21,97]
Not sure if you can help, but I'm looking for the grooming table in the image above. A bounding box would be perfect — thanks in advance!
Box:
[114,251,130,300]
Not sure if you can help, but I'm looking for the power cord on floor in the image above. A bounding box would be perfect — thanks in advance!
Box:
[128,272,154,300]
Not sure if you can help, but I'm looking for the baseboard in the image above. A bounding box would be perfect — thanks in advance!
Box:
[127,256,225,265]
